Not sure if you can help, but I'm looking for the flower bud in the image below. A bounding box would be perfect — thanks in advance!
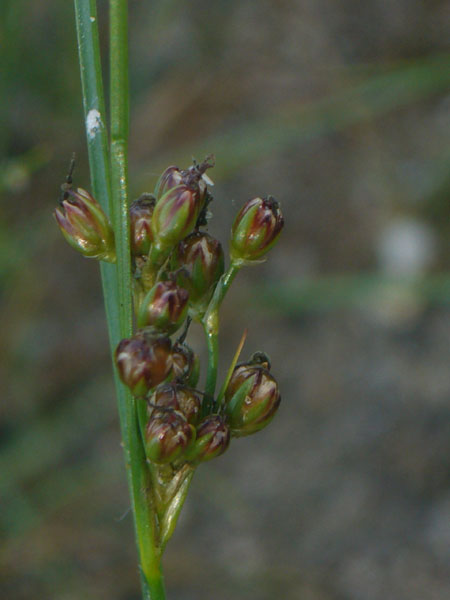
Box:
[145,411,195,465]
[172,342,200,388]
[154,165,183,200]
[224,363,281,436]
[151,185,202,254]
[230,196,284,264]
[185,415,230,464]
[171,232,224,319]
[115,331,172,396]
[54,188,115,262]
[154,156,214,205]
[137,280,189,334]
[129,194,155,256]
[148,382,202,425]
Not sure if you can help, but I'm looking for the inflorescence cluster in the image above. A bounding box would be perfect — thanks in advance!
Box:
[55,156,284,547]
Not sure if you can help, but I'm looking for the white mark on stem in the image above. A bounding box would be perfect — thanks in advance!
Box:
[86,109,102,139]
[90,16,96,23]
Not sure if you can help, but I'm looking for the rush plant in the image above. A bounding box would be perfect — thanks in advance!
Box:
[56,2,284,598]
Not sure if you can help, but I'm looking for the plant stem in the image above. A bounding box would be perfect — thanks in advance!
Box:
[109,1,166,598]
[74,2,164,599]
[202,263,240,403]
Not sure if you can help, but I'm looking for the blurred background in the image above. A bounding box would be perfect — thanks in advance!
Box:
[1,1,450,599]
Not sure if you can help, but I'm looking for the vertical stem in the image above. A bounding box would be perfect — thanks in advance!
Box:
[109,2,166,599]
[203,324,219,405]
[74,2,164,599]
[202,264,240,405]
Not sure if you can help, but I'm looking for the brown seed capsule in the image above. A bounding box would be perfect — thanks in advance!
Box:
[129,194,155,256]
[224,362,281,436]
[148,383,202,425]
[145,411,195,465]
[115,331,173,396]
[171,342,200,388]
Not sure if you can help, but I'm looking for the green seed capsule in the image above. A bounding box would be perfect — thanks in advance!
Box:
[137,280,189,334]
[145,411,195,465]
[172,231,224,319]
[224,362,281,436]
[54,188,115,262]
[230,196,284,264]
[151,185,201,255]
[185,415,230,464]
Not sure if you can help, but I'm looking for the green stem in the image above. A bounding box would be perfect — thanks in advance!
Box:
[109,1,166,599]
[74,2,164,599]
[202,263,240,404]
[203,326,218,406]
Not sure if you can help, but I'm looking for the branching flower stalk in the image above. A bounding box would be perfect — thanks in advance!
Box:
[58,2,284,598]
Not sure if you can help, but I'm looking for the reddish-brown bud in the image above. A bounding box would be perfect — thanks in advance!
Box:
[54,188,115,262]
[148,383,202,425]
[145,411,195,464]
[171,231,224,319]
[154,166,184,200]
[224,362,281,436]
[137,280,189,334]
[230,196,284,263]
[185,415,230,463]
[171,342,200,388]
[154,156,214,205]
[129,194,155,256]
[115,331,173,396]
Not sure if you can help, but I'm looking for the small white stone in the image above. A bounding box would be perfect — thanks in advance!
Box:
[86,109,102,140]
